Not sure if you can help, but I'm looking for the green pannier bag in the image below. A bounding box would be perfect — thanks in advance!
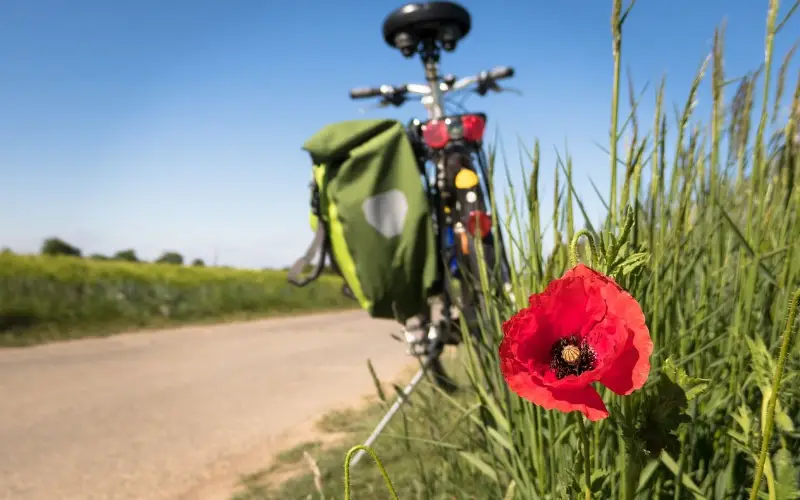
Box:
[287,118,439,323]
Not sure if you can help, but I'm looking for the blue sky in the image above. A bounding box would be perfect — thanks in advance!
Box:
[1,0,797,268]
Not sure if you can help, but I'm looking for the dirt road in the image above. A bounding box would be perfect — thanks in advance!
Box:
[0,311,414,500]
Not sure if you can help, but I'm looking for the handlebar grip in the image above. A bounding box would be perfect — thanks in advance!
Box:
[488,66,514,80]
[349,87,383,99]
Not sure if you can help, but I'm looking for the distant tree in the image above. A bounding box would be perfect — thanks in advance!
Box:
[1,247,13,255]
[191,258,205,267]
[113,249,139,262]
[155,251,184,265]
[89,253,110,261]
[41,238,82,257]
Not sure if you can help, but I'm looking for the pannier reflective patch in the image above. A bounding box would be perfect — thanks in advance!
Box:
[362,189,408,238]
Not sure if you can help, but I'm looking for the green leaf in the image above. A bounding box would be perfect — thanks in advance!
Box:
[660,451,708,499]
[554,421,576,447]
[605,231,620,264]
[756,386,793,439]
[474,384,511,433]
[502,480,517,500]
[366,359,386,403]
[774,406,795,433]
[636,459,661,494]
[609,251,651,277]
[732,404,753,436]
[773,447,800,500]
[554,467,578,500]
[620,357,709,458]
[727,430,750,446]
[662,357,710,401]
[636,373,689,456]
[745,336,776,391]
[590,468,611,493]
[486,426,514,453]
[459,451,499,483]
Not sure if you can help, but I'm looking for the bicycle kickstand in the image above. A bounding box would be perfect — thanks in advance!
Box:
[348,340,442,467]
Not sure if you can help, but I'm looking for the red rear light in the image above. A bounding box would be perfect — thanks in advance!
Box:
[422,120,449,149]
[461,114,486,142]
[466,210,492,239]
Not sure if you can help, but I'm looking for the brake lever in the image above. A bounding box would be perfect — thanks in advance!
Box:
[498,85,523,96]
[385,93,407,107]
[357,100,391,114]
[475,78,499,96]
[473,82,523,97]
[358,92,407,113]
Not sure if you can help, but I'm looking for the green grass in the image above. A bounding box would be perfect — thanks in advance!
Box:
[274,441,325,464]
[0,253,356,346]
[242,0,800,498]
[232,355,501,500]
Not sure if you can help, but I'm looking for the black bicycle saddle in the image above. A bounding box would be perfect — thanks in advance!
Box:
[382,2,471,54]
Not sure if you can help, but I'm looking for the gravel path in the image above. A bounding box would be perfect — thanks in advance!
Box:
[0,311,412,500]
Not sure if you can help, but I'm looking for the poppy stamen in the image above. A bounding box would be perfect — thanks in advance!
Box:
[549,334,597,379]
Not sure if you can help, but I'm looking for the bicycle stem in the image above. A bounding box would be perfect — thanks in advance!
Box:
[420,41,445,120]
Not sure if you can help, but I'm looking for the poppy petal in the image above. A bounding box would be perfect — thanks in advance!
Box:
[600,324,653,395]
[562,263,617,288]
[548,385,610,422]
[596,275,653,395]
[502,301,561,371]
[540,276,596,339]
[503,367,609,421]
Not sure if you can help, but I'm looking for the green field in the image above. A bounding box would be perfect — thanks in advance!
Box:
[0,253,356,346]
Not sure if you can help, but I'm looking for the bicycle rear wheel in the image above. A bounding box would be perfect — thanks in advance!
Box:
[441,148,511,345]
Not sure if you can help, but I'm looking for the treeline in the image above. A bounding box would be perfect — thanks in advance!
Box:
[0,238,342,274]
[4,237,208,267]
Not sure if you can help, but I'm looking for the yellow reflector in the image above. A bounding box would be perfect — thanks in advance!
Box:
[454,169,479,189]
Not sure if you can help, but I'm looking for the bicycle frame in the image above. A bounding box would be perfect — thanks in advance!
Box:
[345,32,517,390]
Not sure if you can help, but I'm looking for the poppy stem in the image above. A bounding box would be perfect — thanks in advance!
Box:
[575,413,593,500]
[343,445,399,500]
[569,229,599,269]
[620,396,642,500]
[748,287,800,500]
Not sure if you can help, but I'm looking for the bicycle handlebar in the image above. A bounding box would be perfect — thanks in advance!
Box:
[349,84,410,99]
[348,66,514,100]
[349,87,383,99]
[488,66,514,80]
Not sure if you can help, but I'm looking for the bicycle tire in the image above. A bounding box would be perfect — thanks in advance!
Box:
[443,149,509,348]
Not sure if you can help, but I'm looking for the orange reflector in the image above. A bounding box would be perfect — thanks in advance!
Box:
[459,232,470,255]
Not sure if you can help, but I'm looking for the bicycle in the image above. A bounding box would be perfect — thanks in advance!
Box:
[346,1,517,466]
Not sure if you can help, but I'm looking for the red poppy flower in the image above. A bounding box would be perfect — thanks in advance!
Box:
[499,264,653,421]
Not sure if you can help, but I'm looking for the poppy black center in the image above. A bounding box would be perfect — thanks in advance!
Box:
[549,334,597,379]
